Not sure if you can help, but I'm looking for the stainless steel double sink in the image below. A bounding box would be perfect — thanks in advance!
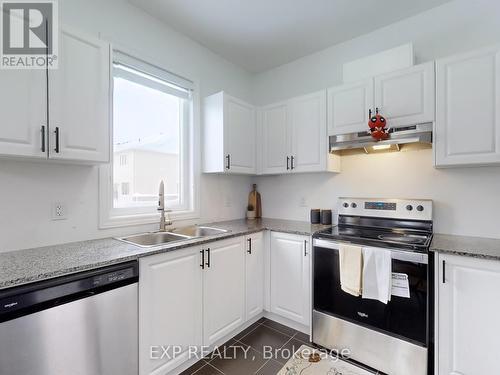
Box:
[116,226,229,248]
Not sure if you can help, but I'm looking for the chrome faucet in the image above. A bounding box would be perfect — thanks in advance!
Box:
[158,180,172,231]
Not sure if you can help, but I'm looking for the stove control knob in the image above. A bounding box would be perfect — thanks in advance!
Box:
[343,202,349,208]
[406,205,413,211]
[351,203,357,208]
[417,205,424,212]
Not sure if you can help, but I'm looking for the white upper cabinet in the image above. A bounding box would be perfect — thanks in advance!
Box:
[49,28,110,163]
[245,232,264,321]
[261,102,289,174]
[437,253,500,375]
[374,61,435,128]
[328,79,373,135]
[328,62,435,135]
[0,27,110,163]
[0,69,47,158]
[289,91,328,173]
[203,237,246,346]
[270,232,311,326]
[435,45,500,167]
[203,92,256,174]
[260,90,339,175]
[139,246,203,375]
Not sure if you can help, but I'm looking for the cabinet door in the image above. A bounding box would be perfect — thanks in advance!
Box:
[139,246,203,375]
[224,95,256,174]
[435,46,500,167]
[49,28,110,163]
[327,79,373,135]
[245,232,264,320]
[290,90,327,173]
[374,61,435,128]
[0,69,47,158]
[203,237,245,345]
[437,254,500,375]
[261,102,289,174]
[270,232,310,325]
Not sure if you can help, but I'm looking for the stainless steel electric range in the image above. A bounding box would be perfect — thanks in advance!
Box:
[312,198,434,375]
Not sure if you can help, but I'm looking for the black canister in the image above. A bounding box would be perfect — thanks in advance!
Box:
[310,209,320,224]
[321,209,332,225]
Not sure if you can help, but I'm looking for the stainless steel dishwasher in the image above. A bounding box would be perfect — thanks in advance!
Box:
[0,261,139,375]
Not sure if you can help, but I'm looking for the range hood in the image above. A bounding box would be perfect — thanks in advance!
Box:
[329,123,433,154]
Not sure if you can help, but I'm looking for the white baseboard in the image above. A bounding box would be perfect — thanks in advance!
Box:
[263,311,310,335]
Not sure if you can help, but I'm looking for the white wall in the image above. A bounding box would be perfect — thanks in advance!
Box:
[255,150,500,238]
[3,0,500,253]
[0,0,253,252]
[251,0,500,105]
[252,0,500,238]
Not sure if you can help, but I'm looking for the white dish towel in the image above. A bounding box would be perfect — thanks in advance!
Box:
[362,247,392,304]
[339,244,363,297]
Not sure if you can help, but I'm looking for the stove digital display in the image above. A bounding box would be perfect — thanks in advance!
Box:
[365,201,397,211]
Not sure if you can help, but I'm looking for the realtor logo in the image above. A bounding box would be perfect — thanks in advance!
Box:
[1,0,58,69]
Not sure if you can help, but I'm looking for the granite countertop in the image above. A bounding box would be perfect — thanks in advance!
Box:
[0,218,330,290]
[430,233,500,261]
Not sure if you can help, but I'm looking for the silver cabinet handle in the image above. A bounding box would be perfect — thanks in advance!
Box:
[291,156,295,170]
[304,240,308,256]
[226,154,231,170]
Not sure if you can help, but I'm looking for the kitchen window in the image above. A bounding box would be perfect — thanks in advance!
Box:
[99,51,196,227]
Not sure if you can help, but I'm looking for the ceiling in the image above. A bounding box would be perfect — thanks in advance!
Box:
[129,0,453,73]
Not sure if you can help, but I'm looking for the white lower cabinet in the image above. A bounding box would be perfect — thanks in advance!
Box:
[202,237,246,346]
[437,253,500,374]
[139,246,203,375]
[139,230,311,374]
[245,232,264,320]
[270,232,311,325]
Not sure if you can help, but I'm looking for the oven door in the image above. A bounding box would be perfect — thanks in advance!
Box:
[313,238,428,346]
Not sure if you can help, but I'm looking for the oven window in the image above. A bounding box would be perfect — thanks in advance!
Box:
[313,246,428,345]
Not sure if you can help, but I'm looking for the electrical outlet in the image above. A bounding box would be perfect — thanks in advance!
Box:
[52,202,67,220]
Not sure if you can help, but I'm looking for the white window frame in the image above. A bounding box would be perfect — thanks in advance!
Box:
[99,49,200,228]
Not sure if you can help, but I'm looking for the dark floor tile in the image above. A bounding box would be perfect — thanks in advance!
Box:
[257,317,269,324]
[256,359,284,375]
[273,338,305,364]
[261,319,297,337]
[210,345,267,375]
[239,324,291,354]
[234,321,262,341]
[193,363,223,375]
[293,331,311,344]
[204,339,239,362]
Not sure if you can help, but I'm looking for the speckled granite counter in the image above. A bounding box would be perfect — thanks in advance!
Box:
[0,218,330,290]
[430,233,500,261]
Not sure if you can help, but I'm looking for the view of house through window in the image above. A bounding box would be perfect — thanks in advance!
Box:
[112,60,192,213]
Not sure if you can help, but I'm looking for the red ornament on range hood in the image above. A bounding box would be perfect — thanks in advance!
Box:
[368,108,389,141]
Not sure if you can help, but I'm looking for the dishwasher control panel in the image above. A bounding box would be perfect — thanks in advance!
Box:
[92,268,135,287]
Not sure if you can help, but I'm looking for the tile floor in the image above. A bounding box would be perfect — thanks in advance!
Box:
[180,318,311,375]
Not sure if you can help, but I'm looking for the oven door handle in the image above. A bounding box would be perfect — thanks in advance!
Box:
[313,238,428,265]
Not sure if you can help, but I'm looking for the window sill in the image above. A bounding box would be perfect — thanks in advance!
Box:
[99,209,200,229]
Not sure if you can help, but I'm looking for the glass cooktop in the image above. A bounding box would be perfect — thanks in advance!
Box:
[314,225,433,252]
